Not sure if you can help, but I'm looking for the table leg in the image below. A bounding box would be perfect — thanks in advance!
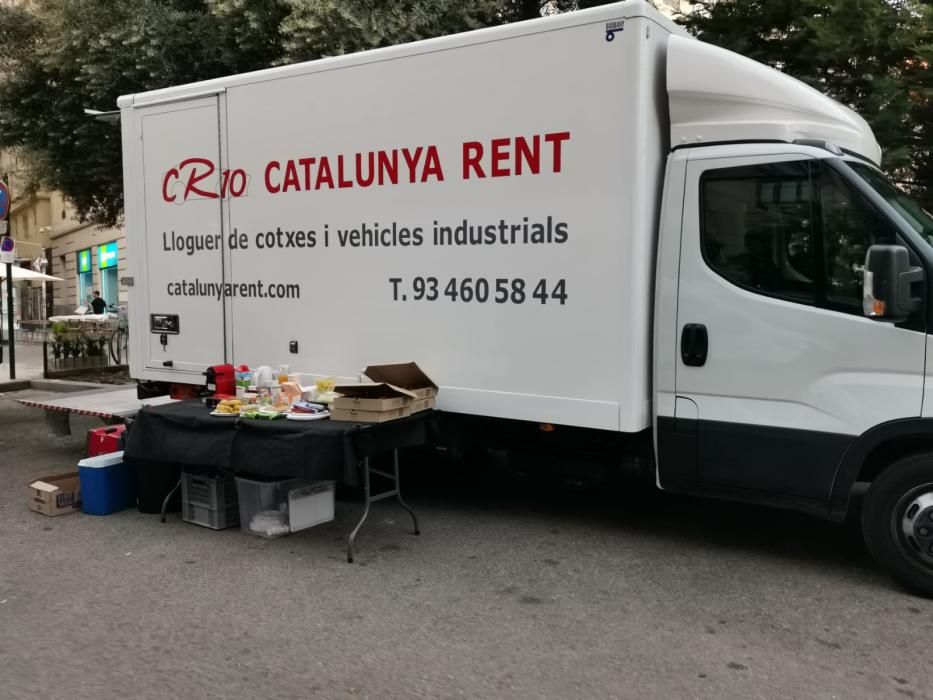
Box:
[160,478,181,523]
[346,457,372,563]
[393,449,420,536]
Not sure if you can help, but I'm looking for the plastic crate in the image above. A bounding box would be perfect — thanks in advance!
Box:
[181,472,239,530]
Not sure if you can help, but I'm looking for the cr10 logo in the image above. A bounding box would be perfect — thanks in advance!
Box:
[161,157,249,204]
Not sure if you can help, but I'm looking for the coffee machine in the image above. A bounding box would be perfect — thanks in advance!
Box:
[204,363,236,405]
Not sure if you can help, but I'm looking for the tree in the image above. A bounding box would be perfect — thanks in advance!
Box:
[279,0,501,63]
[682,0,933,210]
[7,0,925,224]
[0,0,289,226]
[0,0,509,226]
[497,0,618,23]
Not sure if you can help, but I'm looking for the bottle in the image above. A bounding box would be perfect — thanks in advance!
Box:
[277,364,290,384]
[256,385,271,406]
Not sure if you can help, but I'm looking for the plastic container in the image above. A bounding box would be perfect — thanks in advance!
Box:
[86,424,126,457]
[235,475,298,538]
[234,476,335,537]
[78,451,135,515]
[181,472,239,530]
[288,481,336,531]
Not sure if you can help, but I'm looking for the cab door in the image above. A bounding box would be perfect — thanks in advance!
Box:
[668,153,926,502]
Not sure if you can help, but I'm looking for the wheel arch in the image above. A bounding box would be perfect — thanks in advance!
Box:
[830,418,933,519]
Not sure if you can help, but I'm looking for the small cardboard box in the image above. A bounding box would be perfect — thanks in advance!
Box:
[29,472,82,516]
[332,383,418,412]
[411,396,436,414]
[330,405,413,423]
[363,362,438,400]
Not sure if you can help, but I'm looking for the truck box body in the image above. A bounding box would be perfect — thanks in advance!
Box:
[120,5,676,432]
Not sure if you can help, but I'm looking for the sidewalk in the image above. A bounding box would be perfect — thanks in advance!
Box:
[0,341,45,380]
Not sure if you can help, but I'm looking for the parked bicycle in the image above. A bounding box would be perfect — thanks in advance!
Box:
[109,305,128,365]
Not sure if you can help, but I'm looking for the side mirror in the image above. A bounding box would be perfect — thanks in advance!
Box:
[863,244,924,322]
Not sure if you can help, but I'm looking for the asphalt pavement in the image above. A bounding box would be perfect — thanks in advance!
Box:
[0,389,930,700]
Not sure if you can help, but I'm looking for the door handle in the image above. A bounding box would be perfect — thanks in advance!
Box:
[681,324,708,367]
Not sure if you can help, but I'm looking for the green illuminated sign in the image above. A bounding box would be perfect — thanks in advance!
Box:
[78,249,91,274]
[98,241,118,269]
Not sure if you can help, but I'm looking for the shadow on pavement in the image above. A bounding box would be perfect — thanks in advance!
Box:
[392,449,877,584]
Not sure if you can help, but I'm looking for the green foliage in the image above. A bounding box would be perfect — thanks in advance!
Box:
[279,0,501,62]
[498,0,551,22]
[0,0,927,224]
[497,0,615,22]
[0,0,521,225]
[0,0,291,226]
[47,325,108,360]
[213,0,291,70]
[682,0,933,209]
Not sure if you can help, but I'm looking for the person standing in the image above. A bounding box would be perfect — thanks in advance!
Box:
[90,290,107,315]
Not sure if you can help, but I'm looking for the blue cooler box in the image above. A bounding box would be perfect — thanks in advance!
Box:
[78,451,135,515]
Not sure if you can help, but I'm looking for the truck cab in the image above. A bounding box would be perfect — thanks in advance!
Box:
[655,36,933,595]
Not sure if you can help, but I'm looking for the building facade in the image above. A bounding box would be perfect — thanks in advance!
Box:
[1,150,53,326]
[49,215,127,316]
[0,151,127,321]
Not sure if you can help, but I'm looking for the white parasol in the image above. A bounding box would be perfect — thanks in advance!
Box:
[0,266,63,282]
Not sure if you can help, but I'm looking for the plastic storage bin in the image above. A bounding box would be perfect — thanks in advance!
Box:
[235,476,298,538]
[288,481,336,532]
[235,476,336,538]
[78,451,135,515]
[181,471,239,530]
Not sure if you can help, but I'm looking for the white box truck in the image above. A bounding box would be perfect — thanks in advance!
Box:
[119,1,933,594]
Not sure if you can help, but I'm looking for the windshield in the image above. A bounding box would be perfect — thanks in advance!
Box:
[848,161,933,244]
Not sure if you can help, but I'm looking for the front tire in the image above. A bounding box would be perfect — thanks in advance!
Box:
[862,453,933,597]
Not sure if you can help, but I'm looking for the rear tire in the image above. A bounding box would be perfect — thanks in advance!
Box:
[862,453,933,597]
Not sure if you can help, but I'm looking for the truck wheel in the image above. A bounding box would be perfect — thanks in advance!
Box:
[862,453,933,597]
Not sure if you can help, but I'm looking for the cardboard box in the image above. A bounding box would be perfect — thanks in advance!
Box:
[29,472,82,516]
[334,395,410,411]
[330,405,413,423]
[363,362,438,400]
[332,383,418,413]
[411,396,436,413]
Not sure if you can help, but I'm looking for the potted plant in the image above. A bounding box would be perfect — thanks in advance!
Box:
[49,321,67,361]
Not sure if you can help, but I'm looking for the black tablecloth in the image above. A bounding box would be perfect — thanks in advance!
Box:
[124,401,432,485]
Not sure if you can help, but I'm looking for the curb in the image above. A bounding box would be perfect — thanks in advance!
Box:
[0,380,30,393]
